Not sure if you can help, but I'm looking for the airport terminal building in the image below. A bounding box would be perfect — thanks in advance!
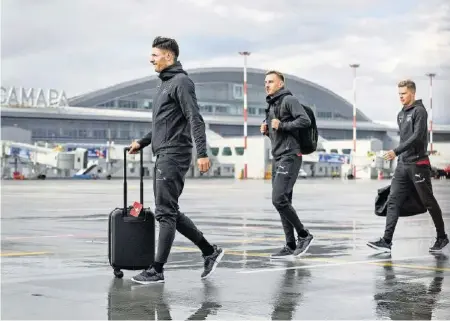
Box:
[1,67,400,145]
[2,67,450,180]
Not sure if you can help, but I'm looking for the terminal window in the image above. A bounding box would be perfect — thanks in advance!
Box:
[108,130,118,139]
[317,111,332,119]
[142,100,152,109]
[118,100,138,109]
[62,129,77,138]
[48,129,57,138]
[333,112,346,119]
[119,130,130,139]
[93,130,107,139]
[233,84,243,99]
[200,104,213,113]
[98,100,115,107]
[215,106,228,113]
[78,129,88,138]
[31,128,47,138]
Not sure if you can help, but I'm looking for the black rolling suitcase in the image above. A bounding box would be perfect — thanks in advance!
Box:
[108,147,155,278]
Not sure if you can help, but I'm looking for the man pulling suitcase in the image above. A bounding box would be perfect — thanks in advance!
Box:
[128,36,224,284]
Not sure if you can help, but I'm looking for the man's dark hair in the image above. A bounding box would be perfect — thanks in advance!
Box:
[152,36,179,58]
[265,70,285,82]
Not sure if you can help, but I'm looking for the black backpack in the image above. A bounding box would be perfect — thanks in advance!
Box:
[296,104,318,155]
[274,97,319,155]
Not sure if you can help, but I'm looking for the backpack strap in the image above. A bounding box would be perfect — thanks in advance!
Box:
[274,95,287,120]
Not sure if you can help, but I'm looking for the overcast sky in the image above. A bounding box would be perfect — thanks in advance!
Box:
[1,0,449,123]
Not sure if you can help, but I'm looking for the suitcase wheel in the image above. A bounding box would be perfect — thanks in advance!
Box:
[113,269,124,279]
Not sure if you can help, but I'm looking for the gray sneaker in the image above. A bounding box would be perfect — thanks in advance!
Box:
[201,245,224,279]
[131,266,165,284]
[293,231,314,257]
[367,237,392,253]
[270,245,294,259]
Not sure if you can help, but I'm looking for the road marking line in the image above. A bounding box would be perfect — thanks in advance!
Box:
[4,248,446,272]
[370,262,450,272]
[3,234,76,240]
[187,249,450,272]
[0,251,49,257]
[237,255,435,274]
[218,250,269,258]
[222,234,353,243]
[172,246,200,252]
[1,249,448,272]
[217,250,449,271]
[2,233,354,242]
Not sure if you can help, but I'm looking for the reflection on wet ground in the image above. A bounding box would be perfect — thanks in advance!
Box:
[2,179,450,319]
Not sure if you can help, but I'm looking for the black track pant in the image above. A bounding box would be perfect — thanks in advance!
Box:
[272,153,305,244]
[153,153,204,264]
[384,161,446,241]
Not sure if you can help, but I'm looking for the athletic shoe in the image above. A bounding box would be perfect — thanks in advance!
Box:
[201,245,224,279]
[270,245,294,260]
[293,231,314,257]
[131,266,164,284]
[429,236,449,252]
[367,237,392,253]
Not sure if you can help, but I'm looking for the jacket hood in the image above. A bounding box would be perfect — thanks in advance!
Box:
[266,87,293,105]
[403,99,424,111]
[158,61,187,81]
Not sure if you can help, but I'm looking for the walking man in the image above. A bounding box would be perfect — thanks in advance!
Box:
[367,79,448,253]
[261,70,314,259]
[128,36,224,284]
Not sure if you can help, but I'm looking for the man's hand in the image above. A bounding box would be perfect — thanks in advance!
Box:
[271,118,280,130]
[383,150,396,161]
[260,123,268,134]
[197,157,211,173]
[128,141,141,154]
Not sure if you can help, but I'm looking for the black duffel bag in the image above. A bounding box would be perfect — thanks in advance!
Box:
[375,184,427,217]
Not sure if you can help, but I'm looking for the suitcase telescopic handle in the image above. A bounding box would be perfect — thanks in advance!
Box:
[123,147,144,217]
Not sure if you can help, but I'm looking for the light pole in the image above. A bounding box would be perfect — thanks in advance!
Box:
[349,63,360,178]
[239,51,250,179]
[425,72,436,154]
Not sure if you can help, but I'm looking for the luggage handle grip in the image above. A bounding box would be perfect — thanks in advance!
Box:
[123,147,144,217]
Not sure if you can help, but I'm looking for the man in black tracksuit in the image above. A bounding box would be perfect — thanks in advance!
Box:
[367,79,448,253]
[261,70,314,259]
[128,37,224,284]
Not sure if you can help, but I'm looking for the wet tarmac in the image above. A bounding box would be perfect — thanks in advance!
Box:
[1,178,450,320]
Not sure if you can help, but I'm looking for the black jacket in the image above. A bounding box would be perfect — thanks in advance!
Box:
[393,99,429,163]
[138,62,208,158]
[264,88,311,158]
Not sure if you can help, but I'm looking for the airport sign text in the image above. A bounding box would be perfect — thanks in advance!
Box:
[0,86,69,108]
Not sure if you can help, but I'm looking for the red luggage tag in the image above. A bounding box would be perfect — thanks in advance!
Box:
[130,201,143,217]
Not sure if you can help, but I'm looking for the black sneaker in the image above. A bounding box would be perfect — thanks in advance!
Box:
[429,236,449,252]
[367,237,392,253]
[201,245,224,279]
[270,245,294,259]
[131,266,164,284]
[293,231,314,257]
